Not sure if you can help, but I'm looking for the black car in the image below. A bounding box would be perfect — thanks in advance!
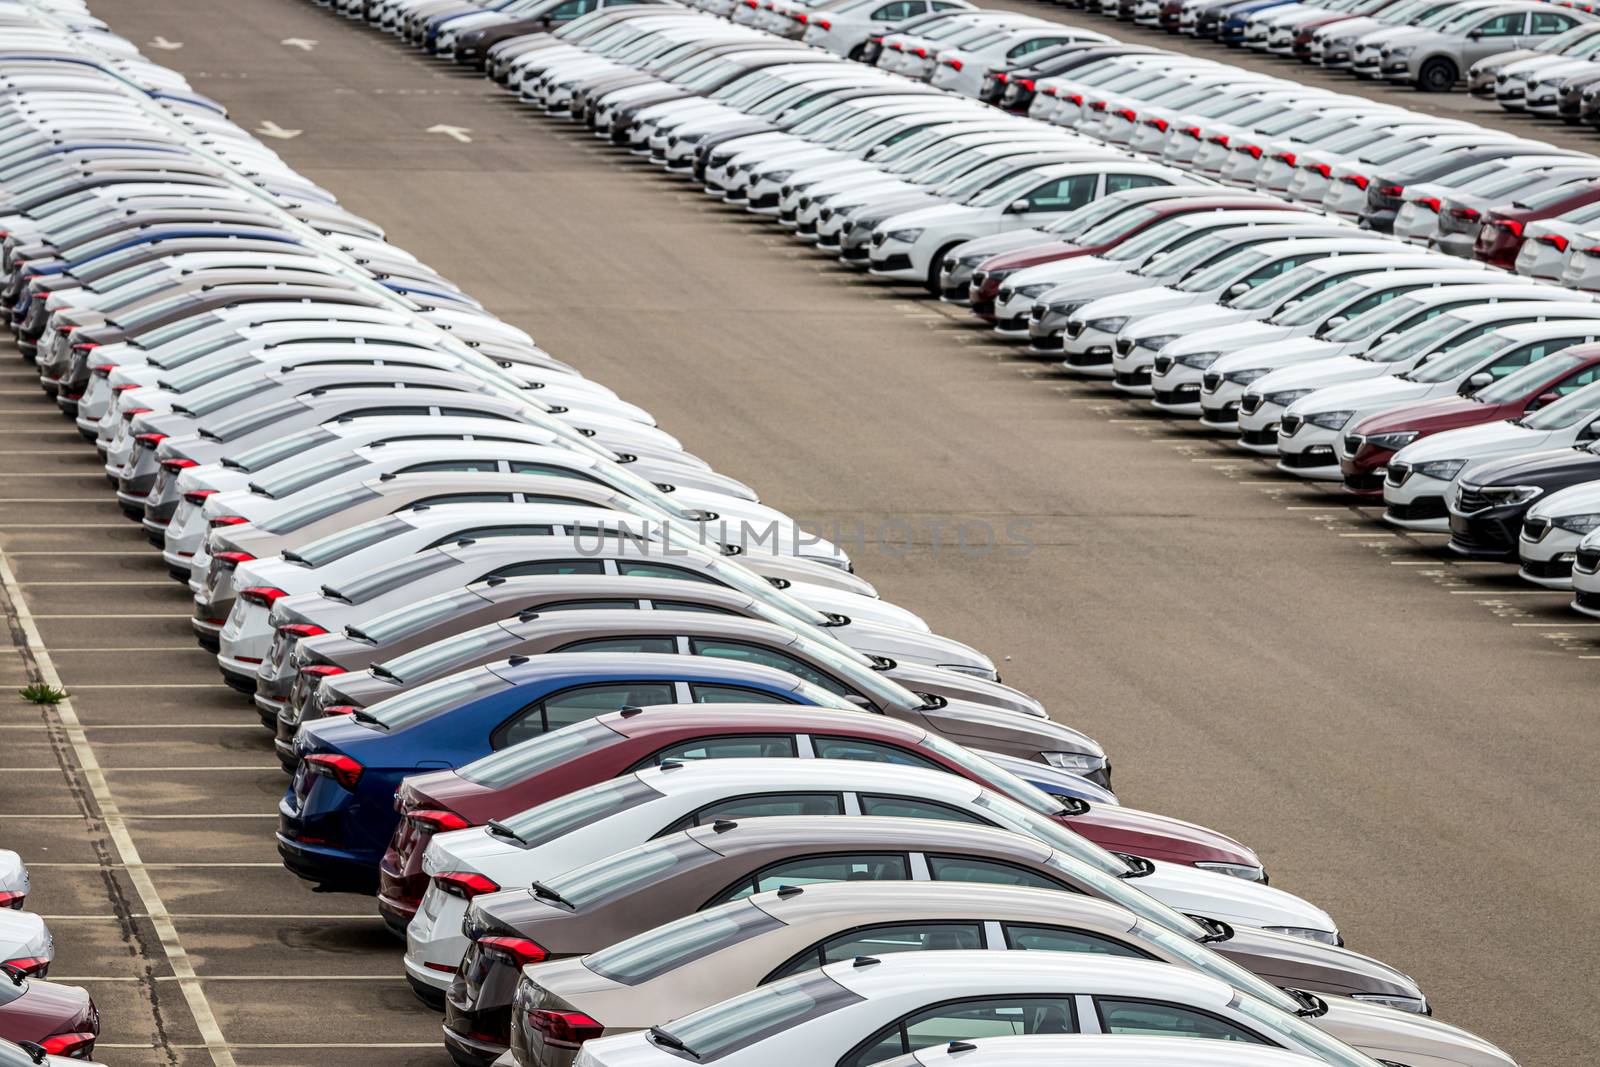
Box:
[984,44,1168,111]
[1447,443,1600,567]
[1363,144,1568,234]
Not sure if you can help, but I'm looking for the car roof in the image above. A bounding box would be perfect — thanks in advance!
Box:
[686,814,1050,859]
[749,878,1137,930]
[634,756,984,800]
[484,650,818,691]
[603,702,924,741]
[906,1035,1321,1067]
[823,950,1232,1004]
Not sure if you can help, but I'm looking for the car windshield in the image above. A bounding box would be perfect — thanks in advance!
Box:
[1268,277,1373,326]
[345,586,485,644]
[1175,248,1270,293]
[1131,920,1302,1015]
[145,331,247,369]
[653,969,863,1061]
[499,775,665,848]
[1513,178,1598,212]
[363,668,511,730]
[971,793,1131,877]
[1406,334,1573,385]
[1519,379,1600,428]
[1360,311,1473,363]
[328,549,458,604]
[287,515,410,569]
[1476,350,1589,403]
[1100,217,1194,263]
[1231,993,1386,1067]
[228,428,340,473]
[1071,204,1165,248]
[378,620,522,684]
[1327,293,1433,344]
[1041,195,1146,238]
[969,170,1056,209]
[1133,233,1229,279]
[181,376,277,417]
[458,718,623,789]
[1234,263,1336,313]
[546,834,711,908]
[256,483,379,535]
[1042,849,1208,941]
[585,899,785,986]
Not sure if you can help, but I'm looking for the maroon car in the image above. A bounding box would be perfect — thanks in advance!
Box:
[966,195,1298,320]
[1290,0,1401,58]
[1474,179,1600,269]
[376,704,1263,934]
[0,974,97,1059]
[1341,345,1600,495]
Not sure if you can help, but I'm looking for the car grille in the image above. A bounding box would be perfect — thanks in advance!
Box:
[1280,413,1303,437]
[1343,434,1364,456]
[1575,547,1600,574]
[1388,498,1448,521]
[1201,372,1223,392]
[1239,428,1278,446]
[1522,516,1551,542]
[1065,320,1086,338]
[1521,556,1572,578]
[1114,369,1152,387]
[1454,483,1492,514]
[1114,338,1136,356]
[1153,355,1175,374]
[1386,463,1411,487]
[1240,393,1263,415]
[1343,471,1386,493]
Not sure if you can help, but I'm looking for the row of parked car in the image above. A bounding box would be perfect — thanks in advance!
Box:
[0,3,1539,1067]
[0,850,92,1063]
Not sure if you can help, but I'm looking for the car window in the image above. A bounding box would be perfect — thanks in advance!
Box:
[258,485,379,535]
[1021,173,1098,212]
[425,523,555,549]
[715,853,911,903]
[688,638,852,695]
[505,460,592,479]
[927,854,1068,890]
[811,736,940,767]
[397,459,503,474]
[660,792,846,836]
[1553,364,1600,395]
[617,561,718,583]
[459,718,623,788]
[1003,922,1155,957]
[871,0,918,17]
[409,492,519,506]
[655,970,865,1062]
[1007,36,1065,58]
[499,775,664,849]
[555,636,679,654]
[766,922,985,982]
[586,900,785,986]
[488,559,607,578]
[1473,11,1525,35]
[1095,998,1267,1043]
[843,997,1078,1067]
[538,598,642,611]
[1531,10,1575,33]
[1104,173,1168,195]
[634,734,799,770]
[438,406,512,420]
[858,794,989,824]
[690,683,797,704]
[495,681,676,748]
[332,551,458,604]
[652,599,737,614]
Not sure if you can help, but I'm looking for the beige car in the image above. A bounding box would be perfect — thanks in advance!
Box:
[506,881,1512,1067]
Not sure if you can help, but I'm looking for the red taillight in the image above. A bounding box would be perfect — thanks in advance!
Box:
[1015,78,1034,91]
[208,515,248,528]
[213,550,255,568]
[1496,219,1525,237]
[1207,133,1229,146]
[994,72,1008,83]
[1115,107,1136,121]
[322,705,357,718]
[304,753,363,791]
[183,489,216,506]
[1415,196,1441,213]
[1143,117,1169,131]
[944,56,961,70]
[239,586,288,607]
[71,342,100,353]
[122,407,152,420]
[3,956,48,977]
[1089,100,1107,112]
[1243,144,1262,159]
[91,363,116,377]
[526,1008,603,1050]
[1179,125,1201,139]
[1273,151,1297,166]
[913,46,927,57]
[160,458,198,473]
[1307,162,1332,177]
[299,663,346,679]
[1066,93,1083,105]
[1538,234,1571,251]
[112,384,140,393]
[793,11,807,22]
[1378,184,1404,198]
[1451,206,1480,221]
[1341,174,1369,190]
[410,809,471,833]
[435,871,500,899]
[39,1032,95,1058]
[280,623,328,639]
[134,432,167,449]
[816,17,830,28]
[1043,86,1058,96]
[0,891,23,910]
[479,935,548,968]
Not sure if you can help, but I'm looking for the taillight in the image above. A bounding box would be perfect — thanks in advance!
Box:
[90,364,116,377]
[1179,125,1201,139]
[993,72,1008,83]
[1207,133,1229,146]
[208,515,248,528]
[1496,219,1525,237]
[479,935,548,968]
[816,17,830,28]
[434,871,500,899]
[1143,117,1168,131]
[526,1008,603,1049]
[1451,207,1480,221]
[160,458,198,473]
[239,586,288,607]
[322,705,357,718]
[304,753,363,791]
[183,489,217,506]
[1341,174,1369,190]
[134,432,167,449]
[1416,196,1442,213]
[944,57,961,70]
[280,623,328,639]
[1274,151,1297,166]
[1089,100,1107,112]
[299,663,346,681]
[3,956,47,977]
[1243,144,1262,159]
[39,1032,95,1058]
[0,891,23,910]
[1538,234,1571,251]
[1015,78,1034,91]
[410,809,471,833]
[793,12,807,22]
[1066,93,1082,105]
[122,407,152,420]
[213,551,255,569]
[1307,162,1332,177]
[1115,107,1136,121]
[1378,184,1404,198]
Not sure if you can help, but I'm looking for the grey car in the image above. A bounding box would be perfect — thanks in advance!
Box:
[1380,1,1591,90]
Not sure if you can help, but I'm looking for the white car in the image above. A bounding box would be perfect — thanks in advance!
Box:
[0,852,27,913]
[1516,475,1600,587]
[1279,317,1600,479]
[1385,379,1600,530]
[926,27,1108,98]
[1567,524,1600,614]
[801,0,975,59]
[0,906,52,979]
[572,953,1467,1067]
[874,1038,1373,1067]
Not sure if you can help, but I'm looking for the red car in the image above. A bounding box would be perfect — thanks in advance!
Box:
[375,704,1264,934]
[1340,344,1600,495]
[1474,179,1600,269]
[1290,0,1402,59]
[0,974,97,1059]
[967,195,1297,321]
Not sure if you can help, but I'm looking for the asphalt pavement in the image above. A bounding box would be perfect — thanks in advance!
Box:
[0,2,1594,1065]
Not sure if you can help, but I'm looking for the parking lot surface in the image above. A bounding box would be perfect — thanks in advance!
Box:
[0,1,1595,1064]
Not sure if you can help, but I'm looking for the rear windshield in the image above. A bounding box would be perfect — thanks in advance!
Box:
[226,428,338,473]
[254,453,369,500]
[364,669,511,730]
[182,376,277,417]
[546,835,712,909]
[347,587,486,644]
[327,550,457,604]
[379,623,522,684]
[257,484,379,535]
[497,775,664,849]
[458,718,623,789]
[286,516,410,569]
[205,398,302,442]
[652,969,864,1060]
[585,900,785,986]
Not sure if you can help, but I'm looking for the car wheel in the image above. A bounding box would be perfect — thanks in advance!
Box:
[1417,57,1457,92]
[848,43,867,61]
[927,242,963,294]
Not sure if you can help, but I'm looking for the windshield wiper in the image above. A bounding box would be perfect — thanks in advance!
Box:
[349,707,387,730]
[369,662,402,683]
[281,549,310,566]
[219,457,246,471]
[486,819,526,845]
[343,624,376,644]
[528,880,575,909]
[1187,914,1234,943]
[1286,988,1329,1018]
[1114,853,1155,879]
[649,1026,701,1060]
[170,403,196,417]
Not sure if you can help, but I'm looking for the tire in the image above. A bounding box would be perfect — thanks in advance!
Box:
[927,242,963,295]
[847,43,867,62]
[1417,57,1457,92]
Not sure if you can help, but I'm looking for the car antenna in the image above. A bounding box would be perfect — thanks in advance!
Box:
[506,655,528,667]
[658,759,683,771]
[776,885,803,898]
[852,956,880,968]
[618,705,644,717]
[711,819,738,833]
[947,1041,978,1053]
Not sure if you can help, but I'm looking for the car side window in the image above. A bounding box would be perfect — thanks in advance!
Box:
[1473,11,1525,35]
[408,493,518,506]
[425,524,555,549]
[841,997,1078,1067]
[505,460,592,480]
[713,854,911,904]
[927,855,1069,890]
[689,683,797,704]
[494,681,675,748]
[651,599,737,615]
[632,733,799,771]
[858,794,990,825]
[1021,173,1097,212]
[765,922,984,982]
[1489,340,1581,378]
[487,560,607,578]
[616,561,719,583]
[1104,173,1170,194]
[340,405,432,418]
[1095,998,1267,1043]
[438,407,514,420]
[1002,923,1156,958]
[396,459,503,474]
[688,638,853,695]
[554,636,678,654]
[659,792,845,837]
[1553,365,1600,396]
[810,736,941,768]
[1007,37,1065,59]
[870,0,918,18]
[1531,10,1575,33]
[1244,254,1311,285]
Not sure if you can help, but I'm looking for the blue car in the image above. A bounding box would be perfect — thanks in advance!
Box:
[983,751,1120,806]
[277,653,856,889]
[1220,0,1300,43]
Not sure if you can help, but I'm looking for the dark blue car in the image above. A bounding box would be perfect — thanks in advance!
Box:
[277,653,856,889]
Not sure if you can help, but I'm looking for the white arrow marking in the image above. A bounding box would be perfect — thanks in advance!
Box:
[281,37,319,51]
[148,36,183,50]
[256,120,303,140]
[427,124,473,143]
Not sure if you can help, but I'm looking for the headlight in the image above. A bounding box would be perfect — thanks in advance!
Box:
[1415,459,1467,481]
[1306,409,1355,431]
[1264,389,1314,409]
[1041,751,1108,774]
[1364,430,1418,451]
[1350,993,1429,1015]
[1224,368,1269,386]
[1479,484,1542,507]
[884,228,923,243]
[1553,512,1600,535]
[1087,317,1129,334]
[1176,351,1223,369]
[1264,926,1341,946]
[1136,333,1182,351]
[1193,861,1267,882]
[1015,283,1054,299]
[1328,35,1354,46]
[935,663,999,681]
[1389,45,1415,57]
[765,168,792,180]
[1046,300,1085,316]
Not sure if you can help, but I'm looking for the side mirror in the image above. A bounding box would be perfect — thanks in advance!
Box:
[1226,282,1249,297]
[1007,198,1033,214]
[1467,28,1482,39]
[1149,250,1170,262]
[1466,370,1495,391]
[1528,390,1562,411]
[1581,420,1600,440]
[1325,315,1349,329]
[1378,332,1399,343]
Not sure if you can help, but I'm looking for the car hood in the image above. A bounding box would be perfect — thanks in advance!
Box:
[1528,469,1600,514]
[1319,997,1516,1067]
[788,583,930,633]
[1163,318,1290,357]
[952,228,1055,262]
[887,662,1045,717]
[1481,48,1548,74]
[881,202,990,230]
[1459,442,1600,488]
[1211,336,1340,375]
[1137,860,1337,936]
[1319,15,1384,39]
[1289,374,1436,418]
[829,619,996,677]
[1221,926,1420,1001]
[1069,803,1259,868]
[1255,354,1391,394]
[1351,394,1510,437]
[1381,27,1445,47]
[1129,304,1253,341]
[1076,285,1188,321]
[982,239,1093,273]
[1034,271,1143,306]
[921,698,1104,760]
[1394,419,1553,465]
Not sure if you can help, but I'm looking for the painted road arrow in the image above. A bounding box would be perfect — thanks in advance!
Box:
[427,124,473,143]
[281,38,319,51]
[256,120,303,140]
[148,36,182,49]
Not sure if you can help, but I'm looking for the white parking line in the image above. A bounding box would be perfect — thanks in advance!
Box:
[28,862,280,868]
[58,975,407,982]
[18,580,173,586]
[0,723,257,729]
[65,683,228,689]
[34,612,191,618]
[51,646,202,652]
[0,553,238,1067]
[0,523,132,528]
[1447,589,1569,595]
[7,551,151,556]
[44,914,383,920]
[0,766,280,772]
